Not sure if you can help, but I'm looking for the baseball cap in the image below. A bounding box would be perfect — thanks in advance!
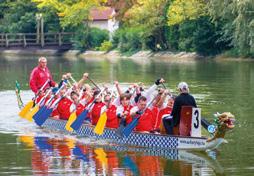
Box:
[178,82,189,90]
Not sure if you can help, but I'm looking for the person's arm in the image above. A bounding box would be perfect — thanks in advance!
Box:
[130,106,140,118]
[47,67,56,87]
[171,98,180,126]
[114,81,122,96]
[78,73,89,88]
[143,78,165,102]
[191,95,197,108]
[29,68,39,93]
[156,89,169,108]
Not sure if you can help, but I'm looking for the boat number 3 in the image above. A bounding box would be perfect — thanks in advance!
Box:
[193,109,199,129]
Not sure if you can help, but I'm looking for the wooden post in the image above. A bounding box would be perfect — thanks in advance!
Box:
[5,34,8,47]
[58,33,62,46]
[41,16,44,47]
[23,34,27,47]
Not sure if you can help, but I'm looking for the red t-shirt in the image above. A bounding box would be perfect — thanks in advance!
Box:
[90,102,105,125]
[56,97,72,120]
[29,66,56,93]
[134,108,153,132]
[106,105,118,128]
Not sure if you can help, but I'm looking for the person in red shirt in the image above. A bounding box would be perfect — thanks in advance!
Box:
[116,93,133,127]
[104,93,118,129]
[90,90,105,125]
[130,96,153,132]
[29,57,57,94]
[70,91,86,117]
[159,97,174,134]
[53,87,72,120]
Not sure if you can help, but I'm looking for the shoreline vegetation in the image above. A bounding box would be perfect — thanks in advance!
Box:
[0,49,253,61]
[1,1,253,59]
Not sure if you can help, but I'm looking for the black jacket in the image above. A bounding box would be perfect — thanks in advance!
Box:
[171,93,197,126]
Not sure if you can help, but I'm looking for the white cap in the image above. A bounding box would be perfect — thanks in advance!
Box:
[178,82,189,91]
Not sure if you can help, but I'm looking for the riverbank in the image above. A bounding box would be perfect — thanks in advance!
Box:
[0,48,253,61]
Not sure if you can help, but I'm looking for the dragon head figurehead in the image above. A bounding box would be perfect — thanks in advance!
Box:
[207,112,235,142]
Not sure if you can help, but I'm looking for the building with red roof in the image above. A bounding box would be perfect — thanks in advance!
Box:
[88,7,119,36]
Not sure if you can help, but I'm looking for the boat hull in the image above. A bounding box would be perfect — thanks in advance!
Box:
[41,118,223,150]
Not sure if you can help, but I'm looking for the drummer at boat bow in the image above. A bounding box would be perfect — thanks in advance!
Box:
[163,82,197,135]
[29,57,57,94]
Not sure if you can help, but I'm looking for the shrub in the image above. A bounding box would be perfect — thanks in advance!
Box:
[89,27,109,48]
[97,40,113,51]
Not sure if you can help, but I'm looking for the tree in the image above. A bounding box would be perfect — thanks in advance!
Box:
[167,0,206,26]
[32,0,107,27]
[208,0,254,57]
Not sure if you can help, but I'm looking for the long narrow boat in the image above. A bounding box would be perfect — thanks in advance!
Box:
[41,115,234,151]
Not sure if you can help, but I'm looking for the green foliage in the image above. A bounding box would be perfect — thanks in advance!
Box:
[0,0,62,33]
[32,0,106,27]
[167,0,207,26]
[71,25,90,51]
[97,40,113,51]
[89,27,109,48]
[208,0,254,57]
[72,26,109,51]
[113,27,144,53]
[0,0,37,33]
[167,16,230,56]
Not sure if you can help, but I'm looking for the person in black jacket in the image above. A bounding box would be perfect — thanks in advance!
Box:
[163,82,197,135]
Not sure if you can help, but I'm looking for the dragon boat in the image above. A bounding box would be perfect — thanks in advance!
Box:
[41,111,235,151]
[15,81,235,151]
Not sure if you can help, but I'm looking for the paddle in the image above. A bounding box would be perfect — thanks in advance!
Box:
[24,88,53,121]
[93,111,107,135]
[33,83,68,126]
[71,89,105,131]
[116,88,136,137]
[121,96,156,137]
[18,79,49,118]
[65,85,84,132]
[15,80,24,109]
[93,90,114,135]
[87,76,101,91]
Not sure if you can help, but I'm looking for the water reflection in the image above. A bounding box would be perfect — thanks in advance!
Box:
[18,135,223,176]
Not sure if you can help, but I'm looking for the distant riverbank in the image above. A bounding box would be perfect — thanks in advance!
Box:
[0,48,252,61]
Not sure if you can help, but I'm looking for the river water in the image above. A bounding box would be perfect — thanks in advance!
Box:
[0,55,253,175]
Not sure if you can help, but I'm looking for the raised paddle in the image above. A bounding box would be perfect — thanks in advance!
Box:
[87,76,101,91]
[24,88,53,121]
[65,85,85,132]
[71,89,105,131]
[116,88,136,137]
[33,82,68,126]
[18,79,49,118]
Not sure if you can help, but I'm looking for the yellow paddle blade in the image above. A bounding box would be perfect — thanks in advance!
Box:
[23,105,39,121]
[18,100,34,118]
[94,148,108,166]
[94,112,107,135]
[65,112,77,132]
[18,136,34,148]
[64,138,76,149]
